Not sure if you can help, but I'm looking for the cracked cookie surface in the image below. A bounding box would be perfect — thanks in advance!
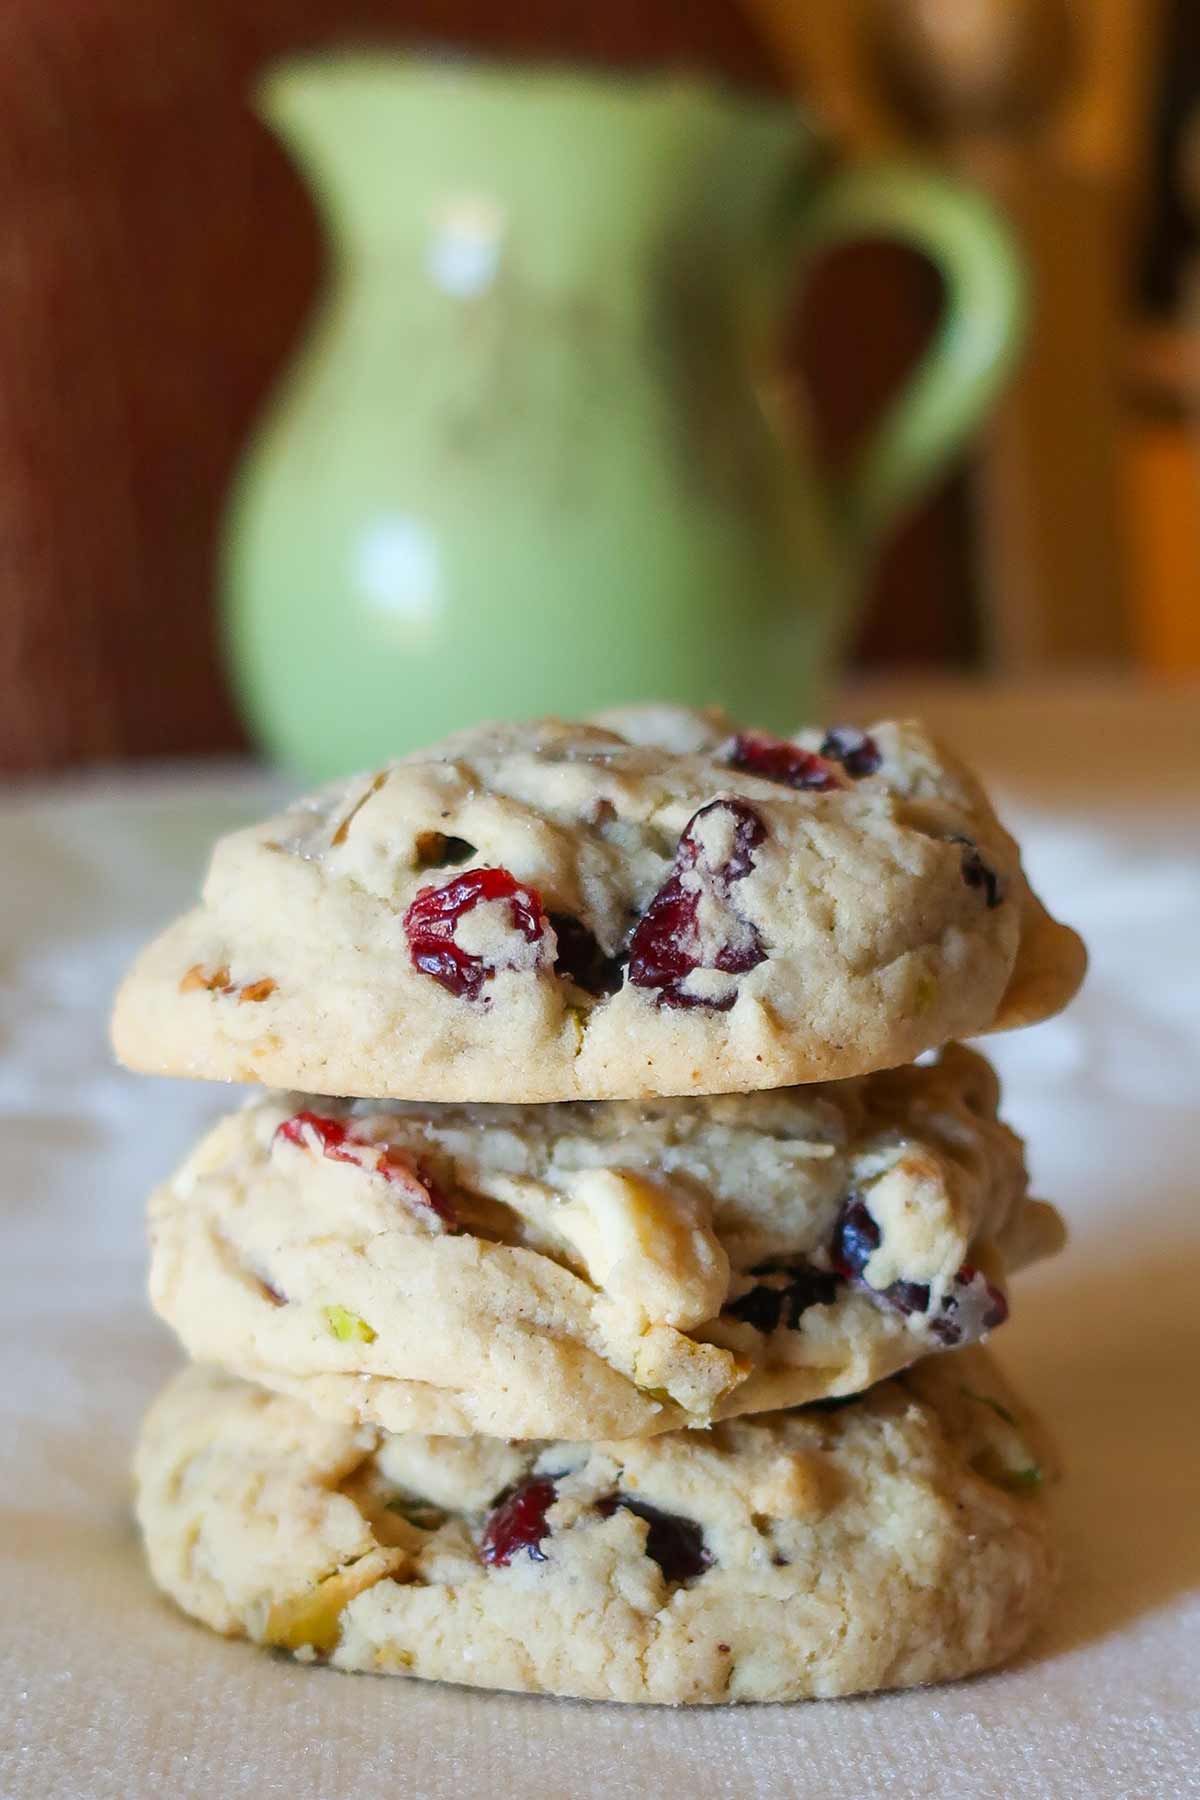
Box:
[111,711,1085,1102]
[134,1346,1055,1705]
[148,1044,1062,1438]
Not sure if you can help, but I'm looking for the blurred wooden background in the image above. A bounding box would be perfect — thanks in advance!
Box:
[0,0,1195,773]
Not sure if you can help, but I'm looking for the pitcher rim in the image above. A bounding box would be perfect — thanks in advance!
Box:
[255,47,815,137]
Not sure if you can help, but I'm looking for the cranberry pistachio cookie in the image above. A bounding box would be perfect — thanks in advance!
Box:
[134,1346,1055,1704]
[147,1044,1062,1438]
[111,711,1085,1102]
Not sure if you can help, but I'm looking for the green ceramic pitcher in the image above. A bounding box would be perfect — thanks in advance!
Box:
[224,56,1024,777]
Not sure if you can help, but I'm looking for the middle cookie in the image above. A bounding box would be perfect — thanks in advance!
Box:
[149,1044,1062,1439]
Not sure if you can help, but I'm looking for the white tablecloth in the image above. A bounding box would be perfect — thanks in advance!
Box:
[2,681,1198,1800]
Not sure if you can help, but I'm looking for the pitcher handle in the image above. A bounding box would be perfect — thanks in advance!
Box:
[777,163,1026,550]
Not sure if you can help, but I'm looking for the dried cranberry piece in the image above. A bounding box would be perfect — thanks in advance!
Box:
[834,1197,933,1315]
[377,1150,458,1226]
[598,1496,711,1584]
[886,1279,932,1317]
[928,1265,1009,1346]
[831,1197,881,1280]
[404,867,547,1000]
[951,835,1004,909]
[627,878,718,1002]
[548,912,625,997]
[775,1265,840,1327]
[723,731,842,792]
[977,1271,1008,1328]
[832,1197,1007,1344]
[677,796,768,882]
[819,727,882,779]
[628,798,767,1010]
[480,1477,558,1566]
[725,1284,784,1333]
[276,1111,350,1156]
[726,1263,840,1333]
[275,1112,457,1226]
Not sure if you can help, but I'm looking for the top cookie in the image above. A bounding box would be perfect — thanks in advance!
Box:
[111,710,1085,1103]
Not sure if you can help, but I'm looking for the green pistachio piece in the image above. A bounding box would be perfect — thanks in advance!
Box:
[961,1385,1017,1427]
[324,1304,377,1344]
[264,1548,405,1652]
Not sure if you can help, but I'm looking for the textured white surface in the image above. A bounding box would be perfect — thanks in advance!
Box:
[1,683,1198,1800]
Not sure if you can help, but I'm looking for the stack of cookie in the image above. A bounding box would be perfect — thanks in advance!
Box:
[114,709,1084,1705]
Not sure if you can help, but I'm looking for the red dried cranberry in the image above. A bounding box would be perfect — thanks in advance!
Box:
[627,876,706,1000]
[833,1197,934,1313]
[723,731,842,792]
[276,1111,350,1156]
[819,727,882,779]
[951,836,1004,909]
[678,796,768,881]
[628,799,766,1010]
[275,1112,457,1226]
[885,1279,932,1317]
[404,867,547,1000]
[831,1197,881,1280]
[835,1196,933,1315]
[833,1197,1007,1345]
[480,1477,558,1566]
[597,1496,711,1584]
[378,1150,458,1226]
[548,912,625,997]
[927,1265,1009,1345]
[726,1263,840,1332]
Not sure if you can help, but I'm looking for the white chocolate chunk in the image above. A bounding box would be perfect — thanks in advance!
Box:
[557,1167,729,1330]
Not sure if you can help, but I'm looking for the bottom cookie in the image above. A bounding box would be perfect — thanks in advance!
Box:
[134,1348,1054,1705]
